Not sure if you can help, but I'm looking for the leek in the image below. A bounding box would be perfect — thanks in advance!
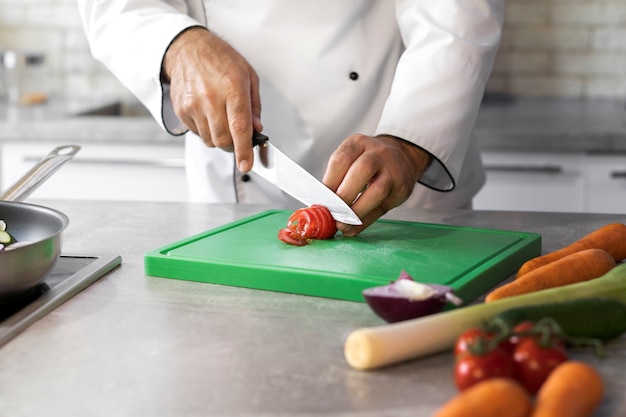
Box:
[344,263,626,370]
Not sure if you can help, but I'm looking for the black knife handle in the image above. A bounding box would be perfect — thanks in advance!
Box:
[252,131,269,147]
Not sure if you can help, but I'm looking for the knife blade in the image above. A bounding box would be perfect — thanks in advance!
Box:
[250,131,362,225]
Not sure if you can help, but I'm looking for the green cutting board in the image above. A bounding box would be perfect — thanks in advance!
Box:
[144,210,541,303]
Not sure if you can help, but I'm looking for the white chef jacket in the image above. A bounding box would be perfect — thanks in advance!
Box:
[78,0,504,210]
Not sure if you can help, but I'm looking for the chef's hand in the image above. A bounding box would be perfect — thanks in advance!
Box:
[323,134,432,236]
[162,27,262,173]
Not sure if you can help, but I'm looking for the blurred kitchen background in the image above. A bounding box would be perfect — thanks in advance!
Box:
[0,0,625,212]
[0,0,129,100]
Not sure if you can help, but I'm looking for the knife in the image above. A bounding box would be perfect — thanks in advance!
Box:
[251,131,362,225]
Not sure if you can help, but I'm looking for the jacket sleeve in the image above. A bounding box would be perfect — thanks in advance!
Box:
[77,0,206,135]
[375,0,505,191]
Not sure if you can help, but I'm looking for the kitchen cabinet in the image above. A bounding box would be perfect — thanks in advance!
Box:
[474,151,585,212]
[0,142,187,202]
[586,154,626,214]
[475,151,626,214]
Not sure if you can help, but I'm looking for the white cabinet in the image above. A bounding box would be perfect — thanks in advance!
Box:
[475,151,626,214]
[474,151,585,212]
[0,142,188,202]
[585,154,626,214]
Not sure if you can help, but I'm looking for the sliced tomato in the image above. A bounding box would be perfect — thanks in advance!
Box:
[287,208,313,236]
[277,228,308,246]
[310,204,337,238]
[302,207,319,236]
[285,205,337,240]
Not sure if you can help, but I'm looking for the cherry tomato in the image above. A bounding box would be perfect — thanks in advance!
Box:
[454,328,494,358]
[277,228,308,246]
[499,321,535,354]
[454,345,515,391]
[512,337,568,394]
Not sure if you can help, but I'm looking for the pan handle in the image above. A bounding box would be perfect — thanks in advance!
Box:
[0,145,81,202]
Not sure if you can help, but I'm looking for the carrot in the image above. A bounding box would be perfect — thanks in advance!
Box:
[517,223,626,278]
[486,248,616,302]
[432,378,532,417]
[530,361,603,417]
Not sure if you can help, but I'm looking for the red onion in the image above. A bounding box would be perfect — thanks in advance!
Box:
[362,270,462,323]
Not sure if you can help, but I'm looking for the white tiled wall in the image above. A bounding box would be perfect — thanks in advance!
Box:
[1,0,625,100]
[488,0,626,98]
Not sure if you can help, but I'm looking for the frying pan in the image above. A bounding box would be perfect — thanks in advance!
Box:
[0,145,80,298]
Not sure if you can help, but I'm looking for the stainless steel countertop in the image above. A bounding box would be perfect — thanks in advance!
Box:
[0,200,624,417]
[1,96,626,151]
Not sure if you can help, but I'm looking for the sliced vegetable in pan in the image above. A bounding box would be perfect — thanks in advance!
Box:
[0,219,31,252]
[0,219,15,251]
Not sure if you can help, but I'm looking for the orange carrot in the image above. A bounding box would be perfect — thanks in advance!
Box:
[517,223,626,278]
[531,361,603,417]
[486,248,616,302]
[432,378,532,417]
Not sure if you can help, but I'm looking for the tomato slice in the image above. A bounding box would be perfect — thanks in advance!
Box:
[277,228,308,246]
[309,204,337,238]
[287,208,313,236]
[303,207,324,239]
[286,211,299,233]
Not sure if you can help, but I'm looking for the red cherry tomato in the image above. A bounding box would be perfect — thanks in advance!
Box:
[454,345,515,391]
[499,321,535,354]
[512,337,568,394]
[454,328,494,358]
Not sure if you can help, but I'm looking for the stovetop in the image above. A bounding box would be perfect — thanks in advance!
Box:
[0,254,122,347]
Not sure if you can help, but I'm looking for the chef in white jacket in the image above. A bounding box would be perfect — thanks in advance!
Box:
[78,0,504,236]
